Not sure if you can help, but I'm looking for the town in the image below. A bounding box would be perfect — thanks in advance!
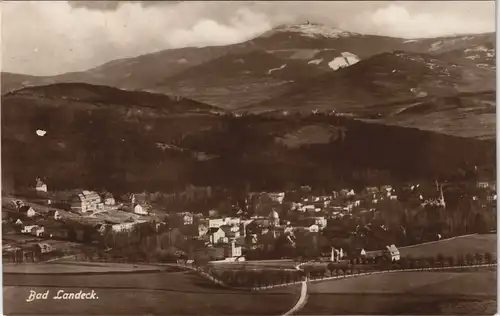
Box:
[2,173,496,266]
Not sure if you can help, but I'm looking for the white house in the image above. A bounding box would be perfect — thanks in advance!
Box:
[268,192,285,204]
[71,190,103,213]
[22,224,40,234]
[34,226,45,237]
[223,241,242,258]
[19,205,36,218]
[208,218,225,228]
[37,243,54,254]
[133,204,148,215]
[209,227,227,244]
[49,210,62,220]
[386,244,400,261]
[35,178,47,193]
[112,222,136,232]
[103,193,116,206]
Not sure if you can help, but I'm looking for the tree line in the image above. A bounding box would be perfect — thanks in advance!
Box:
[192,251,496,289]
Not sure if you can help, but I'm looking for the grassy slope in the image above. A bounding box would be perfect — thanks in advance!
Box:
[398,234,497,258]
[3,261,171,274]
[302,270,496,315]
[4,271,301,315]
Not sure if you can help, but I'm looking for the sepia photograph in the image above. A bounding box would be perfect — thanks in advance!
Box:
[1,1,497,315]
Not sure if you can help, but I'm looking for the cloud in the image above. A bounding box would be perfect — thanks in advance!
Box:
[359,4,495,38]
[67,1,181,11]
[1,1,495,76]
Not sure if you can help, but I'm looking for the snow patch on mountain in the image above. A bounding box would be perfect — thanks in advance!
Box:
[265,23,358,39]
[466,55,480,60]
[328,52,360,70]
[268,64,287,74]
[465,45,495,58]
[308,58,323,65]
[429,36,479,52]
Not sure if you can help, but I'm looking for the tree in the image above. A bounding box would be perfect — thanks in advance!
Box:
[456,254,466,266]
[436,253,445,268]
[405,255,415,269]
[399,256,409,270]
[420,258,430,268]
[465,253,474,265]
[484,252,493,264]
[474,252,484,265]
[194,251,210,267]
[447,255,455,267]
[327,263,336,276]
[427,256,437,267]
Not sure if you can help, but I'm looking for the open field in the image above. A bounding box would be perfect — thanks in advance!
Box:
[301,270,496,315]
[4,271,301,315]
[3,261,174,274]
[399,234,497,258]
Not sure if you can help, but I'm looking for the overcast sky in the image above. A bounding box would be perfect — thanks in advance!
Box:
[2,1,496,76]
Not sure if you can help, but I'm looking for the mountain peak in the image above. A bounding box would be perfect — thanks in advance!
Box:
[262,22,359,39]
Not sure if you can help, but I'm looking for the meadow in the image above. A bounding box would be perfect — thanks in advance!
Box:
[3,270,301,315]
[3,261,173,274]
[398,234,497,258]
[301,270,496,315]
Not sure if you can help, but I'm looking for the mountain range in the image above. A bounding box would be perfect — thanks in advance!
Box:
[1,23,496,193]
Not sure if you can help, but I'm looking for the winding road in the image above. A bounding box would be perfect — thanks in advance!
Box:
[282,262,309,316]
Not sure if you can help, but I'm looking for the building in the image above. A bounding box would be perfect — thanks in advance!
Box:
[367,244,400,262]
[19,205,36,218]
[312,216,327,229]
[269,209,280,226]
[223,241,242,258]
[37,243,53,254]
[477,181,492,189]
[385,244,400,261]
[197,223,209,237]
[268,192,285,204]
[71,191,103,213]
[45,226,70,239]
[133,204,148,215]
[33,226,45,237]
[35,178,47,193]
[21,224,40,234]
[208,218,225,228]
[103,193,116,206]
[208,227,227,244]
[380,185,393,196]
[220,225,240,240]
[111,222,136,232]
[49,210,62,220]
[181,213,194,225]
[330,247,345,262]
